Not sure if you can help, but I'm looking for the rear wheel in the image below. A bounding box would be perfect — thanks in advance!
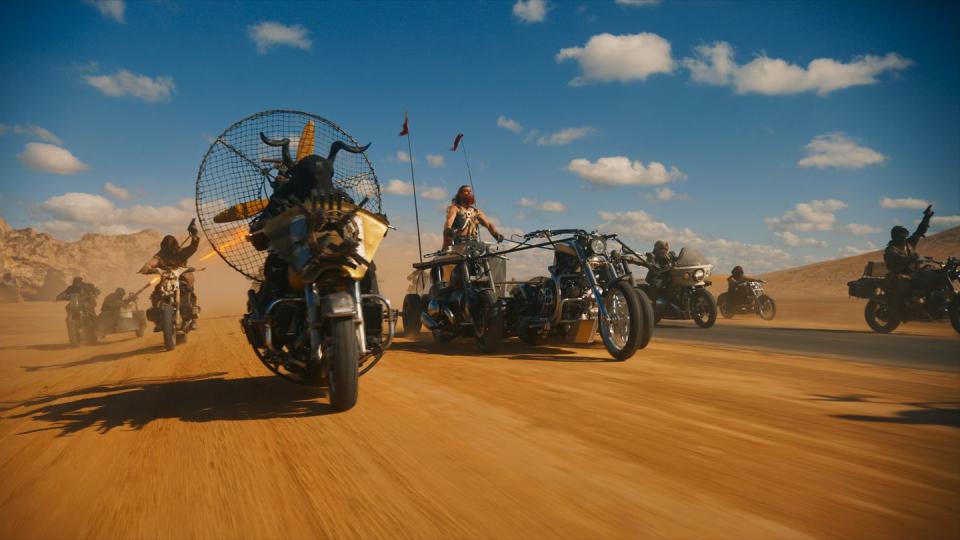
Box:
[756,295,776,320]
[161,305,176,350]
[633,287,654,351]
[327,317,359,411]
[691,289,718,329]
[600,281,643,361]
[950,302,960,335]
[718,292,734,319]
[66,317,81,347]
[475,290,503,354]
[401,293,422,337]
[865,298,900,334]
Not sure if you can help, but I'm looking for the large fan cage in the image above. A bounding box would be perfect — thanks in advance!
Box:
[195,110,381,282]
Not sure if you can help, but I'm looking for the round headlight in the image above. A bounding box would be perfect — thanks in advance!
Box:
[693,269,705,281]
[589,238,606,254]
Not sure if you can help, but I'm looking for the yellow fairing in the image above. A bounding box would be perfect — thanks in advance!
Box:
[296,121,315,161]
[347,205,389,279]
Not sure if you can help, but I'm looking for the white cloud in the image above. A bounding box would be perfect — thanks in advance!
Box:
[765,199,847,232]
[682,40,912,96]
[567,156,684,186]
[248,21,312,54]
[616,0,662,5]
[930,215,960,228]
[426,154,445,168]
[880,196,929,209]
[497,115,523,134]
[798,133,887,169]
[3,124,62,145]
[839,242,878,257]
[519,197,566,212]
[646,186,688,202]
[846,223,881,235]
[384,179,414,196]
[397,150,413,163]
[18,143,90,175]
[84,69,176,103]
[556,32,674,86]
[86,0,125,23]
[37,192,195,236]
[420,186,448,201]
[776,231,828,247]
[536,126,596,146]
[103,182,131,201]
[513,0,547,23]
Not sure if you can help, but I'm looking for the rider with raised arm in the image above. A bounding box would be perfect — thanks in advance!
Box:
[139,220,200,329]
[884,204,935,310]
[442,185,504,250]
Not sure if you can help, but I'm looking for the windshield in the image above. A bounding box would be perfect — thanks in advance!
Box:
[674,247,710,267]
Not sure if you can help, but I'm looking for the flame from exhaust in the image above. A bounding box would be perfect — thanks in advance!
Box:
[149,276,160,285]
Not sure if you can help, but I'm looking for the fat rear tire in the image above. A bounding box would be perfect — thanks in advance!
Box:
[475,290,503,354]
[327,317,359,412]
[162,305,176,351]
[865,299,900,334]
[401,293,422,337]
[692,289,718,329]
[633,287,654,351]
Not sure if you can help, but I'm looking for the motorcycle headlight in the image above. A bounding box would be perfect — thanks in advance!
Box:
[589,238,606,255]
[693,269,705,281]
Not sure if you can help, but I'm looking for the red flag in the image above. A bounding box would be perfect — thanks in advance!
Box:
[399,113,409,136]
[450,133,463,151]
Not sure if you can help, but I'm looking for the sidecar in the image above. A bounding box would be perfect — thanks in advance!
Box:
[97,305,148,339]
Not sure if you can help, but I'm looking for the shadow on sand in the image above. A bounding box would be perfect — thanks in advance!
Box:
[656,323,877,336]
[20,344,166,372]
[832,402,960,428]
[391,338,610,363]
[0,336,138,353]
[7,372,335,436]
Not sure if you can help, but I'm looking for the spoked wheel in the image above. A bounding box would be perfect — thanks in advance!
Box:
[756,295,777,321]
[865,299,900,334]
[691,289,718,329]
[161,305,176,350]
[401,293,422,337]
[474,289,503,354]
[718,293,734,319]
[327,317,359,411]
[600,281,643,361]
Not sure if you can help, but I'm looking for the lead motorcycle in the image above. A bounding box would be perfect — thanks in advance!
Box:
[631,247,718,328]
[718,280,776,320]
[143,266,198,351]
[504,229,653,361]
[848,256,960,334]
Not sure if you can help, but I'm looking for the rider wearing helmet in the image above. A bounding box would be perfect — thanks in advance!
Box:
[644,240,677,301]
[56,277,100,316]
[442,185,504,250]
[884,205,935,310]
[139,220,201,328]
[727,265,760,305]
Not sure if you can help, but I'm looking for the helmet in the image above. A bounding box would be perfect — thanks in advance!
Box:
[115,287,125,296]
[72,276,83,285]
[732,265,744,278]
[160,235,178,253]
[890,225,909,241]
[653,240,669,253]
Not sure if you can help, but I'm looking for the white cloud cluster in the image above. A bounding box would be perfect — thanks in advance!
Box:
[536,126,596,146]
[838,242,878,257]
[420,186,449,200]
[384,179,414,196]
[103,182,131,201]
[765,199,847,232]
[37,192,195,237]
[18,142,89,175]
[397,150,413,163]
[776,231,827,247]
[87,0,125,23]
[513,0,547,23]
[556,33,674,86]
[846,223,881,235]
[248,21,312,54]
[382,179,447,201]
[930,215,960,228]
[616,0,662,5]
[798,133,887,169]
[567,156,684,186]
[0,124,62,145]
[84,69,176,103]
[426,154,445,168]
[880,196,929,209]
[497,115,523,134]
[518,197,566,212]
[683,41,912,96]
[646,186,688,202]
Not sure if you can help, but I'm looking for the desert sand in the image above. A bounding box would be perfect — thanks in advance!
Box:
[0,301,957,539]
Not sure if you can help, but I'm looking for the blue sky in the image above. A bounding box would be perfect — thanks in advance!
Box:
[1,0,958,273]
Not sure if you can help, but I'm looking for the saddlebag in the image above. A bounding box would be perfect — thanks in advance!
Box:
[847,277,881,299]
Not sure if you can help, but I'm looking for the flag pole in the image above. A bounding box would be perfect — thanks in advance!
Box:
[404,113,424,266]
[460,138,475,191]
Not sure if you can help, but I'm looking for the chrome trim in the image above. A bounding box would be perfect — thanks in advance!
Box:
[263,297,305,353]
[361,293,395,352]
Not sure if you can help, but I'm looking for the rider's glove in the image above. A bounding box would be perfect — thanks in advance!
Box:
[187,218,199,238]
[494,232,504,243]
[923,205,935,219]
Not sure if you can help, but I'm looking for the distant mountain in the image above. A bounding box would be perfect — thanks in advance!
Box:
[759,226,960,298]
[0,216,164,301]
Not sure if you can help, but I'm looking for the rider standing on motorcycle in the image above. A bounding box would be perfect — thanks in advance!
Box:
[56,277,100,316]
[884,205,935,310]
[139,220,200,328]
[442,185,504,250]
[727,266,760,304]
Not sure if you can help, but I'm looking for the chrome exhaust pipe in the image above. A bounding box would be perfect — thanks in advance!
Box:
[421,311,440,329]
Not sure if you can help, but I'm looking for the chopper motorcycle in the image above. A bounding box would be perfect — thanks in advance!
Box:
[143,266,198,351]
[630,247,718,328]
[848,256,960,334]
[717,280,776,320]
[504,229,653,361]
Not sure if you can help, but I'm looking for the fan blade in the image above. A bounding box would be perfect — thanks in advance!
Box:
[296,120,315,161]
[213,199,270,223]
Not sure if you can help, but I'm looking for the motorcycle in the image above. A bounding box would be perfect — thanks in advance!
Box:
[97,283,150,340]
[63,293,98,346]
[503,229,653,361]
[237,134,393,412]
[848,257,960,334]
[401,239,504,353]
[718,280,776,320]
[631,247,718,328]
[144,266,198,350]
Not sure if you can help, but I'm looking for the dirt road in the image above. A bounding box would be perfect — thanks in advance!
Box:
[1,302,958,539]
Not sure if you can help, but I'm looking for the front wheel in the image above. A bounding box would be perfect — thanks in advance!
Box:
[756,295,777,320]
[474,290,503,354]
[327,317,359,412]
[865,298,900,334]
[66,317,81,347]
[950,301,960,335]
[600,281,643,361]
[691,289,718,329]
[161,304,176,350]
[401,293,422,337]
[718,293,734,319]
